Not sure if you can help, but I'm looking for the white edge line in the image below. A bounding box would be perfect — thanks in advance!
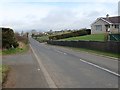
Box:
[30,44,57,88]
[80,59,120,77]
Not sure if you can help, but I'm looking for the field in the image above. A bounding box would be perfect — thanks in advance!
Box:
[59,34,105,41]
[35,35,49,43]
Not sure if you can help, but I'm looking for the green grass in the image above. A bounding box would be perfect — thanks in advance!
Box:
[47,43,119,59]
[0,65,10,83]
[52,31,71,36]
[57,45,119,59]
[0,51,2,55]
[59,34,105,41]
[1,44,29,55]
[73,47,119,58]
[55,33,119,58]
[36,35,49,43]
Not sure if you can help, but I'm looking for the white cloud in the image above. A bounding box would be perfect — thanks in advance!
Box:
[1,3,57,30]
[1,0,119,3]
[0,1,118,31]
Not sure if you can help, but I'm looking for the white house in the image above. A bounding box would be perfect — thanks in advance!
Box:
[91,15,120,34]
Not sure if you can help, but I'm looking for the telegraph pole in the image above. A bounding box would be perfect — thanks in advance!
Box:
[118,1,120,33]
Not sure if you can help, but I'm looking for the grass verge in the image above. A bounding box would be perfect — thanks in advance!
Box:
[0,65,10,84]
[47,44,119,59]
[67,47,119,59]
[59,34,105,41]
[35,35,49,43]
[3,46,28,55]
[1,43,29,55]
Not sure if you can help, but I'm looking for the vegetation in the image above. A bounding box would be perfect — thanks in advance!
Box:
[32,29,91,42]
[2,28,19,49]
[70,47,119,58]
[49,29,91,40]
[0,65,10,84]
[1,31,29,55]
[35,35,49,43]
[47,30,72,36]
[2,45,28,55]
[51,45,119,58]
[59,34,105,41]
[15,32,29,44]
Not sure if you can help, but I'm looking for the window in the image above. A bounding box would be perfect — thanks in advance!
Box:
[115,25,119,29]
[95,25,102,31]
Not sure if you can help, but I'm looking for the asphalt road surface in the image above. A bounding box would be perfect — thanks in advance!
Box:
[29,37,119,88]
[3,49,49,88]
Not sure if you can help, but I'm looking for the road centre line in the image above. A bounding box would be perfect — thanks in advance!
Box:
[64,53,67,55]
[79,59,120,77]
[37,69,41,71]
[55,50,67,55]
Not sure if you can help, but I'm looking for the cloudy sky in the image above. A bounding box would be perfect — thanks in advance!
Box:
[0,0,119,32]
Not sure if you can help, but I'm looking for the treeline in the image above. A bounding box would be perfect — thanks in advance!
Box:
[2,28,19,49]
[15,32,29,44]
[49,29,91,40]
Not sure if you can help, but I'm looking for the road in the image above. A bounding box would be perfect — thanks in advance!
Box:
[29,37,119,88]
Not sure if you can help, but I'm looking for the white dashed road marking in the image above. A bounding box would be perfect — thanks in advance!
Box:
[64,53,67,55]
[37,69,40,71]
[55,50,67,55]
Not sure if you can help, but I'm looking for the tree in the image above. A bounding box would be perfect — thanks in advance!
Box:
[48,29,53,35]
[2,28,19,49]
[32,33,35,37]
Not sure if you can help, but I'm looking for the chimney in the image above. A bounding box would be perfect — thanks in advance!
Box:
[106,14,109,19]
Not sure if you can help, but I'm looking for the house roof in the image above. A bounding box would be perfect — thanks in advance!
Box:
[102,16,120,24]
[91,16,120,26]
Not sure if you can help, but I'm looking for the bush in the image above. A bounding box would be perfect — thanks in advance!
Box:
[2,28,19,49]
[15,32,28,44]
[49,29,91,40]
[13,41,19,48]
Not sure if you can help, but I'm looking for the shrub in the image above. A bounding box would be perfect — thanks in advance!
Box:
[15,32,28,44]
[2,28,19,49]
[49,29,91,40]
[13,41,19,48]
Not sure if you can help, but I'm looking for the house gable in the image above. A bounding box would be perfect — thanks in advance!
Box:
[91,18,109,34]
[91,18,111,26]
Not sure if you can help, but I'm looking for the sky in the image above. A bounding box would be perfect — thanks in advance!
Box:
[0,0,119,32]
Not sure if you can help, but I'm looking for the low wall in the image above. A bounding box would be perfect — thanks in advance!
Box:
[47,40,120,54]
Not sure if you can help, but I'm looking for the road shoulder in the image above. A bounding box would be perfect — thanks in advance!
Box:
[2,48,49,88]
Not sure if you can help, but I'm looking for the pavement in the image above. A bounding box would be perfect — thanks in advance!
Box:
[2,48,49,88]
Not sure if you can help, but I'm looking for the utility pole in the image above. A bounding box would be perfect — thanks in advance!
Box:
[118,1,120,33]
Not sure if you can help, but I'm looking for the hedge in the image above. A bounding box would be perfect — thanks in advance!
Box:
[49,29,91,40]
